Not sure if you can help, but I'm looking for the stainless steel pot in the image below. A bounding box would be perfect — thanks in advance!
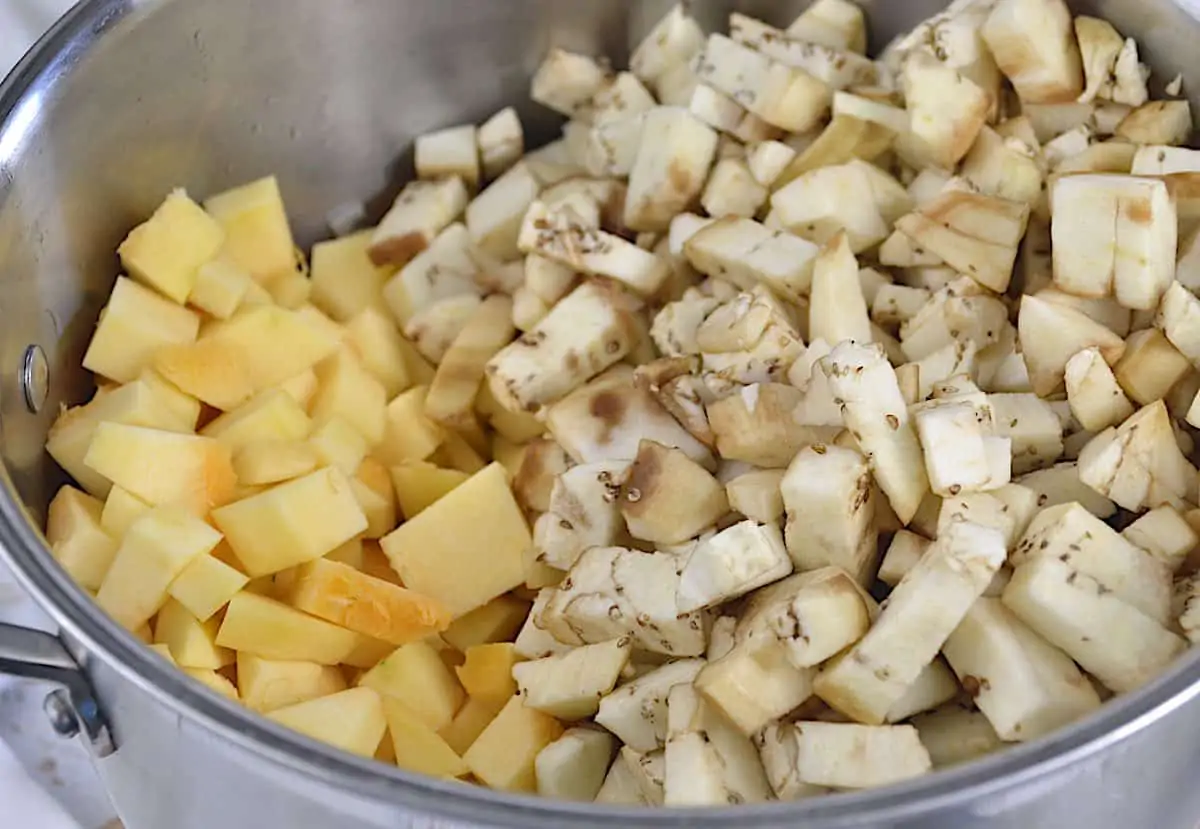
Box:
[1,1,1200,827]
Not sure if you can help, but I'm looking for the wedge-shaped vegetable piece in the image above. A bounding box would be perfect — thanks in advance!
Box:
[1017,294,1126,397]
[729,15,875,90]
[360,640,464,730]
[424,295,515,431]
[677,521,793,613]
[878,531,931,587]
[683,217,820,301]
[781,445,877,585]
[309,348,386,446]
[467,162,543,263]
[442,595,530,655]
[1075,16,1124,103]
[1065,347,1135,432]
[821,343,930,524]
[285,558,451,645]
[707,384,827,469]
[666,682,773,805]
[896,190,1029,294]
[1114,328,1191,406]
[664,720,727,805]
[987,392,1064,476]
[1051,175,1177,310]
[1012,502,1173,624]
[787,0,866,51]
[911,704,1004,768]
[809,232,871,347]
[119,189,224,304]
[621,441,725,546]
[622,107,719,232]
[215,591,374,664]
[384,697,470,778]
[167,552,248,622]
[540,546,706,657]
[771,163,889,254]
[1156,281,1200,366]
[1116,101,1192,146]
[153,598,231,669]
[231,439,318,487]
[536,728,617,802]
[982,0,1083,104]
[203,176,295,283]
[438,696,504,755]
[595,659,704,751]
[465,694,565,792]
[961,127,1044,206]
[725,469,785,524]
[696,637,814,737]
[618,747,667,805]
[369,177,469,267]
[415,123,479,189]
[885,659,960,723]
[477,106,525,181]
[83,277,201,384]
[84,424,236,517]
[512,438,572,514]
[308,231,391,323]
[236,653,346,714]
[485,281,640,414]
[1079,400,1197,511]
[201,304,341,393]
[530,48,610,119]
[700,157,768,218]
[899,53,991,170]
[943,598,1101,741]
[1002,556,1187,693]
[534,461,627,571]
[594,749,650,805]
[268,687,386,758]
[756,722,829,801]
[381,463,529,618]
[201,388,311,452]
[212,467,366,577]
[151,337,258,412]
[814,521,1006,724]
[545,365,713,468]
[46,486,118,591]
[382,226,481,330]
[514,638,632,719]
[630,3,706,88]
[737,568,871,669]
[695,35,830,133]
[1123,506,1199,572]
[518,202,669,296]
[763,721,931,789]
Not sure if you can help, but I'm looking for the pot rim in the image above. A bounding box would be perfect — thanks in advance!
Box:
[3,1,1200,826]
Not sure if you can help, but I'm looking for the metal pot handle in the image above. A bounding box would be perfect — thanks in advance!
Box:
[0,621,114,756]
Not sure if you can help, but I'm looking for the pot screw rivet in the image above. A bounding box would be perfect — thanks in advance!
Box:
[43,689,80,740]
[21,344,48,414]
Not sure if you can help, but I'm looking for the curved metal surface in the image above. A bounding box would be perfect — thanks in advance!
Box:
[0,1,1199,827]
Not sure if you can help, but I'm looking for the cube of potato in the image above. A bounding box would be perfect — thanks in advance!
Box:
[309,230,392,323]
[388,460,468,520]
[204,176,297,284]
[514,639,632,720]
[442,595,531,653]
[189,258,252,319]
[465,695,565,792]
[183,668,239,701]
[96,507,223,630]
[153,338,256,411]
[286,558,449,645]
[696,35,830,133]
[360,640,465,731]
[167,552,249,621]
[1114,328,1191,406]
[771,163,889,254]
[154,598,232,669]
[380,464,530,617]
[384,697,470,778]
[455,643,521,705]
[478,106,524,180]
[265,269,310,309]
[370,177,469,267]
[696,638,813,737]
[138,368,203,432]
[232,440,319,486]
[216,592,371,663]
[416,124,480,189]
[623,107,719,232]
[683,217,819,302]
[982,0,1083,104]
[438,696,505,755]
[84,423,236,516]
[268,686,387,758]
[309,349,387,446]
[1122,506,1199,572]
[1065,347,1135,432]
[46,485,118,591]
[201,388,312,452]
[119,189,225,304]
[373,386,446,466]
[309,417,369,475]
[83,277,201,383]
[201,305,340,394]
[97,484,150,541]
[343,307,412,399]
[1018,294,1126,397]
[236,652,347,713]
[531,48,611,119]
[621,440,726,545]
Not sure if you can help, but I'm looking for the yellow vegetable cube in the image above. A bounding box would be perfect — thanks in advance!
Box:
[380,463,530,617]
[183,668,240,701]
[441,594,531,652]
[189,258,252,319]
[279,368,319,409]
[359,640,465,730]
[232,440,319,485]
[138,368,202,432]
[267,269,312,309]
[350,478,396,538]
[293,304,347,346]
[430,429,488,475]
[268,687,387,758]
[456,643,521,704]
[95,507,223,630]
[204,177,297,284]
[236,652,347,713]
[325,537,365,569]
[167,553,249,621]
[84,423,237,516]
[438,697,504,755]
[310,230,394,322]
[99,486,152,540]
[154,338,257,411]
[118,189,224,304]
[201,388,312,451]
[345,307,412,399]
[46,485,118,590]
[309,416,369,475]
[200,305,340,393]
[375,387,445,466]
[389,461,469,520]
[464,695,564,792]
[355,457,394,503]
[384,698,470,778]
[83,276,201,383]
[215,591,366,663]
[154,598,233,669]
[311,349,387,445]
[286,558,451,645]
[211,467,368,576]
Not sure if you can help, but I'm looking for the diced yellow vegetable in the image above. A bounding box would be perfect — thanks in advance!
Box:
[232,440,320,485]
[201,388,312,451]
[267,269,311,309]
[82,276,201,384]
[375,386,445,465]
[463,695,564,792]
[215,591,369,664]
[190,258,252,319]
[154,338,257,411]
[310,230,394,322]
[95,507,223,630]
[310,349,387,445]
[236,652,347,713]
[118,189,225,304]
[183,668,240,701]
[204,177,297,284]
[345,307,413,398]
[267,687,387,757]
[154,598,233,669]
[390,461,470,519]
[309,416,369,475]
[212,467,367,576]
[438,696,505,755]
[441,595,532,652]
[350,478,395,538]
[384,698,470,778]
[278,368,319,409]
[199,305,340,394]
[359,640,465,730]
[138,368,202,432]
[381,463,530,617]
[456,643,521,704]
[46,485,118,591]
[167,553,249,621]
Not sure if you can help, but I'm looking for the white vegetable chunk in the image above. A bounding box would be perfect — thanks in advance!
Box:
[415,124,480,190]
[534,461,629,572]
[619,747,666,805]
[621,440,727,546]
[370,177,470,267]
[593,747,648,805]
[624,107,719,232]
[808,233,872,348]
[515,588,576,660]
[771,163,890,253]
[478,107,525,180]
[982,0,1084,104]
[1078,400,1197,511]
[728,14,878,90]
[696,637,815,736]
[813,520,1006,724]
[725,469,785,524]
[677,520,794,613]
[1074,17,1125,104]
[914,403,1008,497]
[884,659,960,723]
[878,530,931,586]
[764,721,932,789]
[531,49,611,119]
[537,728,617,802]
[701,158,768,219]
[787,0,867,53]
[466,161,542,261]
[1017,294,1126,397]
[911,704,1004,767]
[595,659,705,751]
[515,638,633,719]
[684,217,820,301]
[1156,281,1200,365]
[746,140,798,187]
[898,53,992,170]
[1122,506,1199,572]
[1002,556,1187,693]
[630,3,706,91]
[1064,347,1136,432]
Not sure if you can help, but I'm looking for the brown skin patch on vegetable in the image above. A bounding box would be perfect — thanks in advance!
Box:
[589,390,628,437]
[668,159,693,194]
[368,231,428,266]
[1123,197,1154,225]
[621,441,664,517]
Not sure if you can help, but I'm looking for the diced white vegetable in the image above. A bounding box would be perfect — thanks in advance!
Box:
[1064,347,1135,432]
[532,49,611,119]
[537,728,617,802]
[729,15,878,90]
[898,53,991,170]
[593,747,647,805]
[534,462,628,572]
[764,721,932,789]
[982,0,1083,104]
[915,403,1007,497]
[701,158,769,219]
[1116,101,1193,146]
[416,124,480,190]
[746,140,798,187]
[884,659,960,723]
[466,161,541,261]
[515,638,633,719]
[787,0,867,53]
[1017,294,1126,397]
[478,107,524,180]
[630,3,706,90]
[911,704,1004,767]
[1122,506,1199,572]
[623,107,719,232]
[809,233,872,347]
[677,520,794,613]
[696,637,814,736]
[771,163,890,253]
[370,177,470,267]
[684,217,820,301]
[878,530,931,586]
[1075,16,1124,104]
[595,659,705,751]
